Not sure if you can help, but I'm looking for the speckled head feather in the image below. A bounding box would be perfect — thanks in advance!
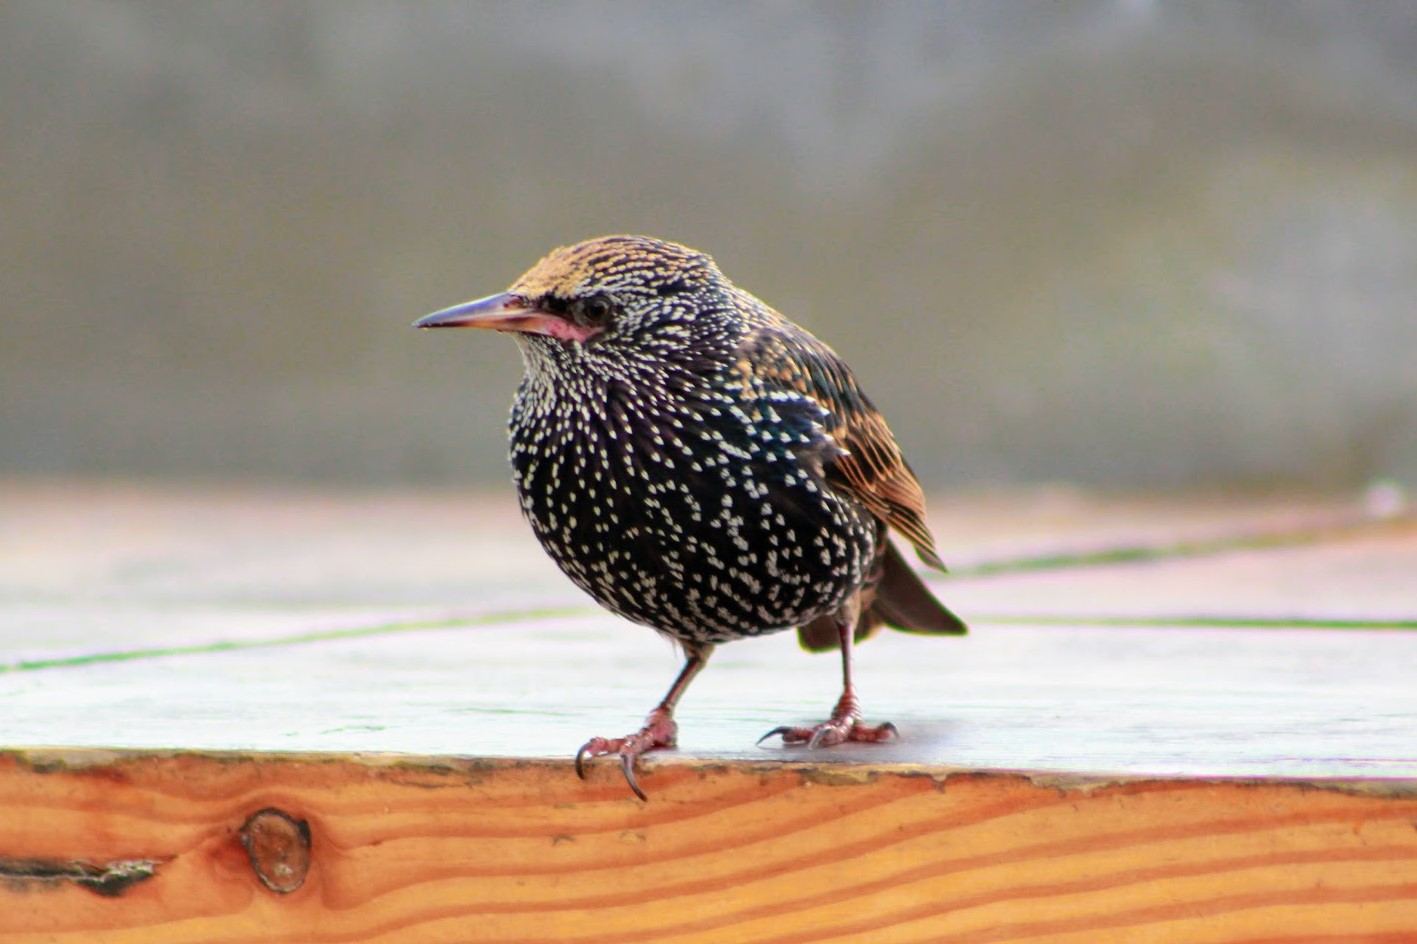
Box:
[509,235,717,303]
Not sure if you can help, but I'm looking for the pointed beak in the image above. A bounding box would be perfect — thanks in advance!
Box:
[413,292,601,343]
[413,292,533,330]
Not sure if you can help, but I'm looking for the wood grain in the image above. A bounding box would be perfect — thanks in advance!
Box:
[2,751,1415,943]
[4,484,1415,940]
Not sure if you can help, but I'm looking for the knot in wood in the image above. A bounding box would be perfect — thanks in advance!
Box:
[239,808,311,894]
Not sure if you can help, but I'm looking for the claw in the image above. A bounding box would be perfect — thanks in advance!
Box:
[756,725,793,746]
[621,752,647,802]
[573,713,675,801]
[574,740,594,780]
[758,717,898,749]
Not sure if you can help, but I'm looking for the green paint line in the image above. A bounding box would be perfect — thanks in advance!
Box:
[974,614,1417,630]
[9,604,1410,678]
[6,516,1410,673]
[948,515,1414,578]
[0,607,587,674]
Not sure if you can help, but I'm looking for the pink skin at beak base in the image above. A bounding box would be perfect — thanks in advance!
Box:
[413,292,601,344]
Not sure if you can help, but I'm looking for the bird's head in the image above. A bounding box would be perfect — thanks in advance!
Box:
[414,236,732,371]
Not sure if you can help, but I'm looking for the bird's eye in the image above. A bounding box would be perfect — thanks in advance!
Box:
[573,294,614,327]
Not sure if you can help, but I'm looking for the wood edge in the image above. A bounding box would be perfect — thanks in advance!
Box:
[7,746,1417,799]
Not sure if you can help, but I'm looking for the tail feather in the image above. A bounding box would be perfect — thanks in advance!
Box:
[872,539,967,636]
[796,540,966,652]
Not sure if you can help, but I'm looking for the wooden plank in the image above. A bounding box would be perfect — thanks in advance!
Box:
[2,484,1414,776]
[943,520,1417,623]
[3,481,1411,665]
[3,616,1414,777]
[3,479,1390,612]
[0,605,449,668]
[0,480,573,612]
[2,751,1415,943]
[4,480,1416,939]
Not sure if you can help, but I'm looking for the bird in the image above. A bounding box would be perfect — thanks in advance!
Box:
[414,235,965,800]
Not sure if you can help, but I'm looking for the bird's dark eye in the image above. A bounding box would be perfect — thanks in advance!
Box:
[572,294,614,327]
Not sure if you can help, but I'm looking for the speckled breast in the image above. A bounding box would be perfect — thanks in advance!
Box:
[507,392,878,644]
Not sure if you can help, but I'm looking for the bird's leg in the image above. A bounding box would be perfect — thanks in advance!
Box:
[759,612,898,749]
[575,641,713,800]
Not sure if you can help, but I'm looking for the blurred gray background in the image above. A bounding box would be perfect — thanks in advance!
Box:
[3,1,1415,490]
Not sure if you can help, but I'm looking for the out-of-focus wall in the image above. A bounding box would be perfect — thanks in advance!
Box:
[3,1,1415,488]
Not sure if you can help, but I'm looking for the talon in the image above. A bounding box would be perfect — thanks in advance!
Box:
[759,715,897,749]
[573,717,675,800]
[621,752,647,802]
[575,741,593,780]
[756,725,793,746]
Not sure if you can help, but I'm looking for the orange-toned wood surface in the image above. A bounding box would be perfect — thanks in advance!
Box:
[3,481,1416,941]
[3,751,1417,944]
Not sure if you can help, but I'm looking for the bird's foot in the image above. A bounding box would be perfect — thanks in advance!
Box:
[758,718,898,749]
[757,691,898,749]
[574,706,677,801]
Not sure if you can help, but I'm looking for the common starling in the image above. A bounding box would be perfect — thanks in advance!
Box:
[415,235,965,799]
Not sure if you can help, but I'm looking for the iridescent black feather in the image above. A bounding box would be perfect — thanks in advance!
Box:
[481,235,964,650]
[418,235,967,797]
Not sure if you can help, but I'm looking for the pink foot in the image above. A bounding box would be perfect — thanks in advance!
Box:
[757,691,898,749]
[758,718,898,749]
[574,707,677,801]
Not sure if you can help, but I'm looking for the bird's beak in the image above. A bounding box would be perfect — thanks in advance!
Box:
[413,292,598,343]
[414,292,536,331]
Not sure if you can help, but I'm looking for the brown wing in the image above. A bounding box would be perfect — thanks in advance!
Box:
[736,322,947,571]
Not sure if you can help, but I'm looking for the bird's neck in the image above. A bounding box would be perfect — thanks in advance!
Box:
[513,330,737,416]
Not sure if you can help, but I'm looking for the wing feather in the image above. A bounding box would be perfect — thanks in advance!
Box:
[737,321,947,571]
